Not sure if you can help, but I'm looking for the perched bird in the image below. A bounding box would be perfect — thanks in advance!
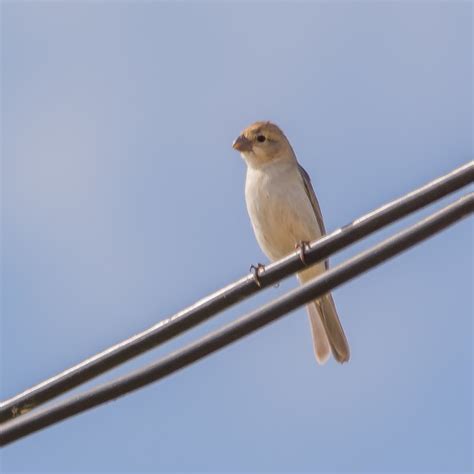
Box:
[232,121,349,364]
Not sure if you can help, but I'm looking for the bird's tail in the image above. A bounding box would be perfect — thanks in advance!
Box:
[298,267,350,364]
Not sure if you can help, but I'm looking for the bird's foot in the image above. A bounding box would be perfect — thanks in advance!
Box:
[249,263,266,288]
[295,241,310,265]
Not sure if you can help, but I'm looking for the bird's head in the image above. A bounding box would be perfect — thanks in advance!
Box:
[232,121,296,168]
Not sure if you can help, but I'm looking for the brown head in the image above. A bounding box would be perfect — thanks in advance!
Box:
[232,121,296,167]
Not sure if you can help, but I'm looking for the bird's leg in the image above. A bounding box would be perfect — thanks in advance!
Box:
[295,241,310,265]
[249,263,266,288]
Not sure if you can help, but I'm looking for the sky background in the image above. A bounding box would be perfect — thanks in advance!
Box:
[1,1,472,473]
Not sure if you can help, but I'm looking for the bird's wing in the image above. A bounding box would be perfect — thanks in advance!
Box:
[297,164,328,269]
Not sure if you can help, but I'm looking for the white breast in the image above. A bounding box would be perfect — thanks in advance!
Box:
[245,160,323,261]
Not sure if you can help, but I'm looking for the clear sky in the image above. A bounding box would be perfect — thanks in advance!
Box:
[1,2,472,472]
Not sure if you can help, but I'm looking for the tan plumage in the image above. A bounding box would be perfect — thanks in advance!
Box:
[233,121,349,364]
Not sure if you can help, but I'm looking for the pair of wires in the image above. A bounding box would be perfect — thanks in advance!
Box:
[1,162,472,446]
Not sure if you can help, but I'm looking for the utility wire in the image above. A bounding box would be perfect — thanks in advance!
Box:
[0,161,473,424]
[1,193,472,446]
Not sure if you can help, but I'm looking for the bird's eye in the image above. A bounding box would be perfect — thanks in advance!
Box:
[257,135,266,143]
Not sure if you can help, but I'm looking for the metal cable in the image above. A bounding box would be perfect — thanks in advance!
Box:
[1,192,472,446]
[0,161,472,424]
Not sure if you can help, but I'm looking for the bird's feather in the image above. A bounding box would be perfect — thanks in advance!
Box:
[297,164,328,270]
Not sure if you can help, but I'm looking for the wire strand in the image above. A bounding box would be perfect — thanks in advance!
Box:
[0,161,472,423]
[1,193,472,446]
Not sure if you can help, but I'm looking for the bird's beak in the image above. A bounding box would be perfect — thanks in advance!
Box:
[232,135,253,152]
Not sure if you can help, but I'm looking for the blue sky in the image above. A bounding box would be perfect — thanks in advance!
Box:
[1,2,472,472]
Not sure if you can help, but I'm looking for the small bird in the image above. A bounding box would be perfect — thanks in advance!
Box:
[232,121,349,364]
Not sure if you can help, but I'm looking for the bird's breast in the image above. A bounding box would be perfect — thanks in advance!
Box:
[245,164,322,261]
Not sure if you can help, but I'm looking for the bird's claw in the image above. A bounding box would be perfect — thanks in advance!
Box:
[249,263,265,287]
[295,241,310,265]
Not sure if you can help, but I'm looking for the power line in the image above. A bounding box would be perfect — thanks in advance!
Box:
[0,193,472,446]
[0,161,472,424]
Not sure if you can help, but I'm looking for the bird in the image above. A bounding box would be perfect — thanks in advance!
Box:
[232,121,349,364]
